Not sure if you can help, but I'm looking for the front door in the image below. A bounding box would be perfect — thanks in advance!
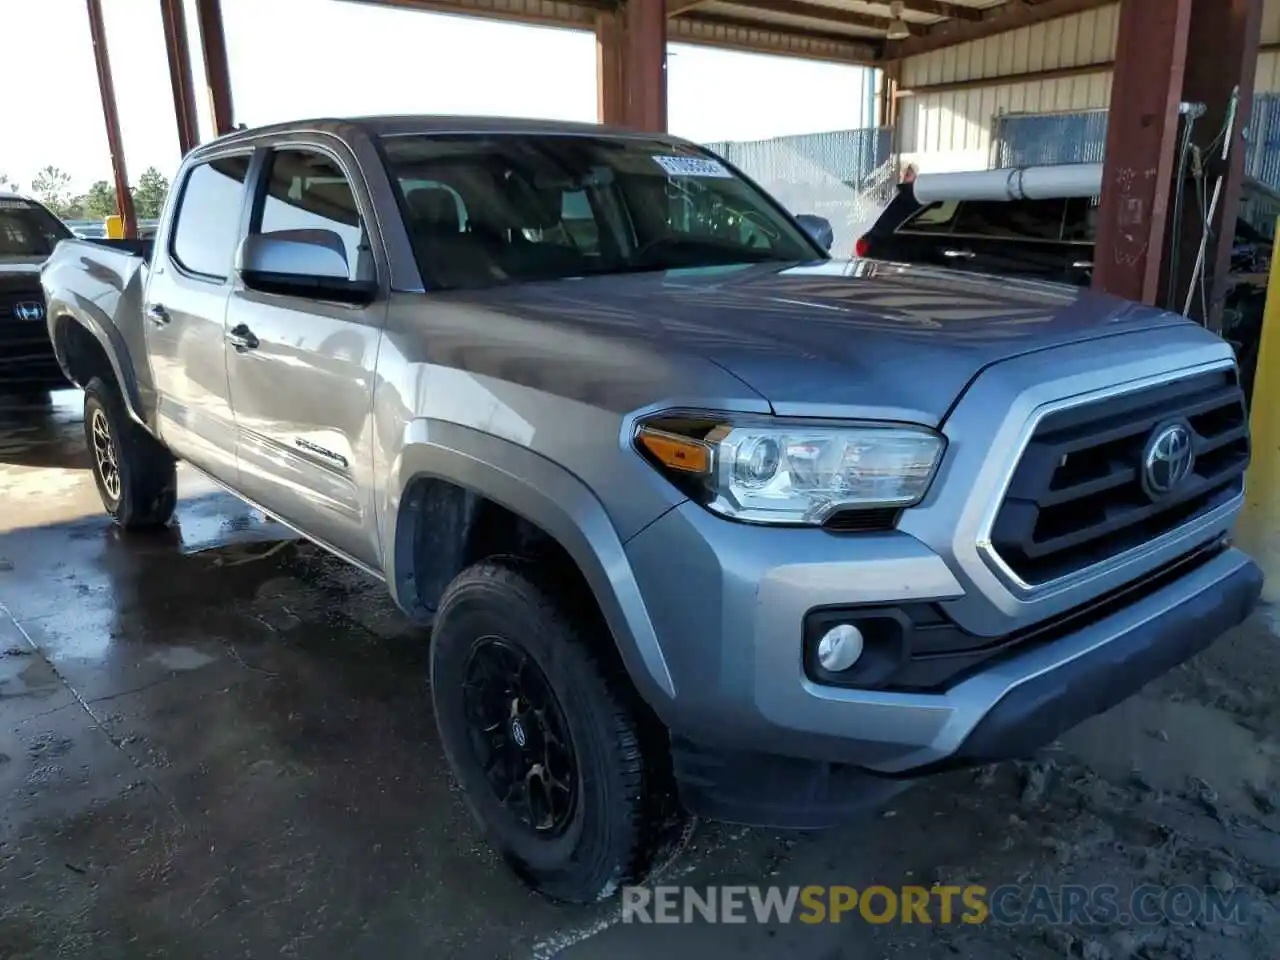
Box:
[145,153,253,481]
[224,144,385,569]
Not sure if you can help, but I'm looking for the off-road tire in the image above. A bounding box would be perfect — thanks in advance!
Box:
[431,559,683,903]
[83,376,177,530]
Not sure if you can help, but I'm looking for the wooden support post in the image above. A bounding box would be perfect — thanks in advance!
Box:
[596,0,667,132]
[195,0,235,136]
[160,0,200,155]
[85,0,138,239]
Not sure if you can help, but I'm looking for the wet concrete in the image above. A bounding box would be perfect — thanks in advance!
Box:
[2,389,1280,960]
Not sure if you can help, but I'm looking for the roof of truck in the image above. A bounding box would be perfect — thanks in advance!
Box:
[204,114,680,151]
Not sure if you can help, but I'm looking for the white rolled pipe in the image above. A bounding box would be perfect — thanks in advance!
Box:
[912,163,1103,203]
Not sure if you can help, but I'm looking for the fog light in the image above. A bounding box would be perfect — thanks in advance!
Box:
[816,623,864,673]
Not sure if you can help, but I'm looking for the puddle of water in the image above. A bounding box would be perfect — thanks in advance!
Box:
[148,647,216,672]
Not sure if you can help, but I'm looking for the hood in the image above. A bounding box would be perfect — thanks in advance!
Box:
[0,258,45,294]
[452,259,1194,425]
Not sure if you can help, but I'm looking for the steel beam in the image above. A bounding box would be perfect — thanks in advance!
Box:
[194,0,235,136]
[1091,0,1192,305]
[671,13,877,62]
[85,0,138,239]
[596,0,667,132]
[708,0,922,36]
[885,0,1115,59]
[342,0,603,30]
[159,0,200,155]
[1168,0,1263,328]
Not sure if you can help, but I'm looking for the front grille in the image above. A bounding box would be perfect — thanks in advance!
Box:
[0,287,59,381]
[990,368,1249,585]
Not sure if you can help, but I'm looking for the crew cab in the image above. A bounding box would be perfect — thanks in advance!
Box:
[41,117,1262,903]
[1,192,73,393]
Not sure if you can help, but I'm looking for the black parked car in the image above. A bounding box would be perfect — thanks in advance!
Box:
[0,193,74,394]
[856,164,1277,400]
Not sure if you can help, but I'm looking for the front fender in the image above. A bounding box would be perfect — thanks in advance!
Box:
[384,418,678,706]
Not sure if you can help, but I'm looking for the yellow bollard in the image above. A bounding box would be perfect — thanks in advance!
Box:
[104,215,123,239]
[1238,215,1280,600]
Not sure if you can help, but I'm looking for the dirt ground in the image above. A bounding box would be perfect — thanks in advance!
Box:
[2,390,1279,959]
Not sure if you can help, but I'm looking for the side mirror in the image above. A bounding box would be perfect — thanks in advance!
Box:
[795,214,834,252]
[235,230,375,305]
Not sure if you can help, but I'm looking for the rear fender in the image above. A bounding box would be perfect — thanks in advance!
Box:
[44,248,156,427]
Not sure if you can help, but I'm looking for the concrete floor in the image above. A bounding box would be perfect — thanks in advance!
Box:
[3,389,1280,959]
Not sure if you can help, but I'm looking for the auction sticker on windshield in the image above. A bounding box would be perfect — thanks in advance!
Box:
[0,200,33,209]
[653,155,734,178]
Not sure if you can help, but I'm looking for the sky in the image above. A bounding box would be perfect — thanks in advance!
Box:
[0,0,877,193]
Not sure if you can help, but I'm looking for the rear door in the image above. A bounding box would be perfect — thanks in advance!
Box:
[145,151,254,480]
[224,141,386,570]
[944,198,1075,281]
[877,197,1084,284]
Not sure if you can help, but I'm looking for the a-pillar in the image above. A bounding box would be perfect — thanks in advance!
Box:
[596,0,668,132]
[1093,0,1262,325]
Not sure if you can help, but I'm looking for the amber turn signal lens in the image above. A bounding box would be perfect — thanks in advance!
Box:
[637,427,712,474]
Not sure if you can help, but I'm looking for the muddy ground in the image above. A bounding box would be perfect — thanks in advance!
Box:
[1,390,1278,959]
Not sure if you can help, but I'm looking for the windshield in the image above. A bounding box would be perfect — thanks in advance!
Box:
[379,133,821,290]
[0,198,71,259]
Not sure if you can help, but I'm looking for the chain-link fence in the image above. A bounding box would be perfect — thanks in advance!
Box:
[992,101,1280,199]
[702,127,895,258]
[991,110,1109,168]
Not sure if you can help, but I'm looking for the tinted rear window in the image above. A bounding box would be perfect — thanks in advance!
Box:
[900,200,959,234]
[899,197,1076,243]
[1062,197,1098,243]
[952,198,1066,241]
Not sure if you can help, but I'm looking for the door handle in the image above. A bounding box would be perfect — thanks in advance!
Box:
[226,323,260,352]
[942,248,976,259]
[1071,260,1094,270]
[146,303,170,326]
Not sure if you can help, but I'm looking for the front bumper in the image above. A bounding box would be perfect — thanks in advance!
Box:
[625,503,1261,826]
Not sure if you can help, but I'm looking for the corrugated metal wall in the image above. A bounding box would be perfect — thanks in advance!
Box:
[897,5,1117,173]
[896,0,1280,175]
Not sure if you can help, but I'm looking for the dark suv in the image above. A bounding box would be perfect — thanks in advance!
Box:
[0,193,73,393]
[857,172,1277,399]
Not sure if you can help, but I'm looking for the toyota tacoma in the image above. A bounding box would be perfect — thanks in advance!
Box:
[40,117,1262,902]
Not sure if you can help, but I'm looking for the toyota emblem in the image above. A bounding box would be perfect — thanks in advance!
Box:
[1141,421,1195,499]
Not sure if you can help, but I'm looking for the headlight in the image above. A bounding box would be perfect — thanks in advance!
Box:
[635,415,945,525]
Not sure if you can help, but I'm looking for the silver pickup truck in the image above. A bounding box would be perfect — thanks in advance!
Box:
[41,116,1262,903]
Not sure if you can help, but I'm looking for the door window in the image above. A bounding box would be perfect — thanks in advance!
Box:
[170,155,252,278]
[951,199,1067,242]
[253,149,370,281]
[1062,197,1099,244]
[899,200,961,234]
